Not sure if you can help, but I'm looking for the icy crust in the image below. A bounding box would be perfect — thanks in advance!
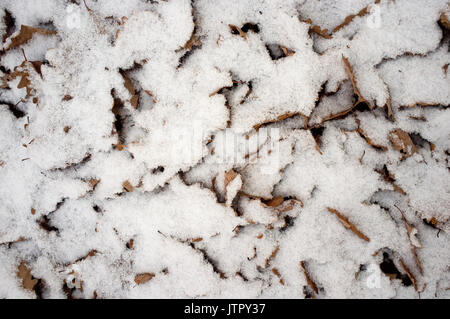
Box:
[0,0,449,298]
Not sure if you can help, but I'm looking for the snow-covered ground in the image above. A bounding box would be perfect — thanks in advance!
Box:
[0,0,449,299]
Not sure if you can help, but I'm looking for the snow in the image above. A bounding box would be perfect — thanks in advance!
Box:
[0,0,449,299]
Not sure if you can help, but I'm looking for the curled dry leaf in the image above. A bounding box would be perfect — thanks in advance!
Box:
[229,24,246,40]
[342,56,366,106]
[333,0,380,33]
[327,207,370,242]
[301,18,332,39]
[356,118,387,151]
[388,129,418,157]
[262,196,284,208]
[134,272,155,284]
[395,205,423,275]
[280,46,295,57]
[120,70,139,108]
[376,165,406,195]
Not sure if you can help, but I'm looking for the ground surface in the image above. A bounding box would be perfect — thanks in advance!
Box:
[0,0,449,299]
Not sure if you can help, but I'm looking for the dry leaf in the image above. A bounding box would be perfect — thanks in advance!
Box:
[17,262,38,291]
[126,239,134,249]
[299,261,319,294]
[280,46,295,57]
[120,70,139,109]
[122,180,134,192]
[301,18,332,39]
[333,1,380,33]
[134,272,155,284]
[327,207,370,242]
[272,268,285,285]
[4,25,57,51]
[356,118,387,151]
[440,11,450,30]
[224,169,238,188]
[389,129,418,157]
[395,205,423,275]
[399,259,418,291]
[229,24,246,39]
[342,56,366,105]
[264,246,279,268]
[262,196,284,208]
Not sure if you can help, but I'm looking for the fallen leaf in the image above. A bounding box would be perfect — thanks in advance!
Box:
[342,55,366,106]
[399,259,418,291]
[262,196,284,207]
[272,268,285,285]
[440,11,450,30]
[299,261,319,294]
[327,207,370,242]
[134,272,155,284]
[122,180,134,192]
[389,129,418,157]
[333,1,380,33]
[224,169,238,188]
[17,262,38,291]
[4,25,57,51]
[229,24,246,39]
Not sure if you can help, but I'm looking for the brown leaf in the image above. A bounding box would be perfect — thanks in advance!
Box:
[181,32,201,51]
[119,70,139,109]
[262,196,284,208]
[122,180,134,192]
[389,129,418,157]
[126,239,134,249]
[74,249,98,263]
[333,1,380,33]
[224,169,238,188]
[134,272,155,284]
[89,179,99,188]
[327,207,370,242]
[272,268,285,285]
[229,24,246,39]
[280,46,295,57]
[4,25,57,51]
[342,56,366,105]
[264,246,279,268]
[376,165,406,195]
[17,262,38,291]
[395,206,423,275]
[440,11,450,30]
[399,259,418,291]
[355,118,387,151]
[62,95,73,101]
[1,60,42,98]
[301,18,332,39]
[299,261,319,294]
